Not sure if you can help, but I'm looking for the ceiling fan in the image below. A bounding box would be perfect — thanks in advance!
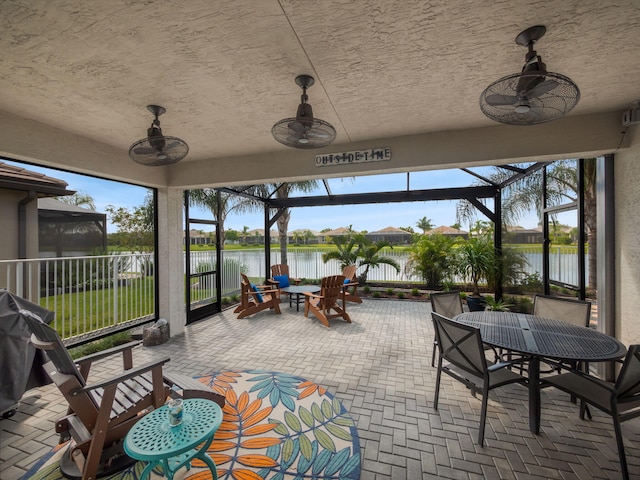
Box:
[272,75,336,149]
[479,26,580,125]
[128,105,189,166]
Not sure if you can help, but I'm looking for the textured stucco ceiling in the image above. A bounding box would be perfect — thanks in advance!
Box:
[1,0,639,171]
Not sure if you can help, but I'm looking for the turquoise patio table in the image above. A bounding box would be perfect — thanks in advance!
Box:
[124,398,223,480]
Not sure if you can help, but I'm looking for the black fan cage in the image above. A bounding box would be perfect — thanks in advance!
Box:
[129,136,189,166]
[272,118,336,149]
[480,71,580,125]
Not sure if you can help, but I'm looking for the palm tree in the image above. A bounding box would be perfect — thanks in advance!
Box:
[405,233,457,288]
[57,191,96,210]
[267,181,319,265]
[356,237,401,285]
[321,236,359,269]
[456,159,597,288]
[240,226,250,244]
[188,189,254,249]
[302,229,315,245]
[416,216,433,234]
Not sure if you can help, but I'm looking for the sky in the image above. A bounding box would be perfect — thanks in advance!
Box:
[4,159,541,234]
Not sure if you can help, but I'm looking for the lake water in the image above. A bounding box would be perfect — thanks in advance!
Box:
[187,247,588,289]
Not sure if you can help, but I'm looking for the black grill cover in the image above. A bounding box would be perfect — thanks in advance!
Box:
[0,290,55,415]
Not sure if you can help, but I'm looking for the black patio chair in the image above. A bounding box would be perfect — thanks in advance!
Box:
[431,312,528,446]
[533,295,592,385]
[541,345,640,480]
[429,291,463,367]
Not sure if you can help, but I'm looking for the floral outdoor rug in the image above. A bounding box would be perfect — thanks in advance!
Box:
[22,370,361,480]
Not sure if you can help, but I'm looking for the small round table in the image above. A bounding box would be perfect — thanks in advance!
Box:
[124,398,223,480]
[282,285,321,311]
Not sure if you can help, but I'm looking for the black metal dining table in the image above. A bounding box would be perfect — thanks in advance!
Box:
[453,311,627,434]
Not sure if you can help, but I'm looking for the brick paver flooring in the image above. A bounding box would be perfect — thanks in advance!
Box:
[1,299,638,479]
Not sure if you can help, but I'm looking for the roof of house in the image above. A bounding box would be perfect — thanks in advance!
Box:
[322,227,357,236]
[0,161,74,197]
[427,225,467,235]
[366,226,411,235]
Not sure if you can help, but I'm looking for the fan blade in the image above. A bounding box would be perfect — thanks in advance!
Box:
[307,130,330,138]
[133,147,156,154]
[288,121,307,133]
[485,94,518,106]
[527,79,559,98]
[163,141,181,151]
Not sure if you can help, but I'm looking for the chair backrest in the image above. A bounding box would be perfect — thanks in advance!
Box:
[431,312,487,378]
[342,265,357,283]
[321,275,347,307]
[240,273,263,304]
[533,295,591,327]
[21,309,86,386]
[616,344,640,401]
[271,264,290,277]
[430,291,463,318]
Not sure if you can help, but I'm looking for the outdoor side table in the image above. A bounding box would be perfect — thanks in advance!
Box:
[124,398,223,480]
[282,285,321,311]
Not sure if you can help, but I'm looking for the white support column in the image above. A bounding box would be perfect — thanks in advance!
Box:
[157,187,185,336]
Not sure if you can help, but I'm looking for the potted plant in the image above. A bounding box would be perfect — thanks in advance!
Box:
[454,235,496,311]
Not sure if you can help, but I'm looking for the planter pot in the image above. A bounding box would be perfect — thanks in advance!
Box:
[466,296,486,312]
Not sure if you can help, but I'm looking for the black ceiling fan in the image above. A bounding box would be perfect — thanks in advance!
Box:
[479,26,580,125]
[271,75,336,149]
[128,105,189,166]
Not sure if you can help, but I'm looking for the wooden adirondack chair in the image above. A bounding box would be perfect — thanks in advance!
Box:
[22,309,224,480]
[234,273,281,319]
[304,275,351,327]
[341,264,362,304]
[267,264,301,297]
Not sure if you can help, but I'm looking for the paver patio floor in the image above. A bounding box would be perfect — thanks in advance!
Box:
[1,299,638,479]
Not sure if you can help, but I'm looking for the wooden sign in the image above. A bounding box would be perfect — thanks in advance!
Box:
[315,147,391,167]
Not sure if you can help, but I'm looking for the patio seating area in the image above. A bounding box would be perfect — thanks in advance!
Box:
[2,299,639,479]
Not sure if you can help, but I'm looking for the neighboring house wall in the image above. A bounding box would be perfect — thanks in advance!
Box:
[0,190,39,301]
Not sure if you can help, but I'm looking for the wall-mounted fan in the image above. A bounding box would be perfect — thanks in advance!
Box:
[479,26,580,125]
[128,105,189,166]
[272,75,336,149]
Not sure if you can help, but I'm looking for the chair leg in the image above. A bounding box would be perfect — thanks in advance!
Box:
[612,412,630,480]
[431,341,437,367]
[433,360,442,411]
[478,388,489,447]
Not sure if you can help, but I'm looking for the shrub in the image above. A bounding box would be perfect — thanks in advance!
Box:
[411,288,420,296]
[386,288,395,295]
[397,292,405,299]
[483,295,513,312]
[363,286,371,293]
[70,331,132,360]
[372,291,381,298]
[404,233,457,288]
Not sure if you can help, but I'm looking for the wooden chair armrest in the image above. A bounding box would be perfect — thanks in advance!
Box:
[72,357,171,395]
[303,292,324,301]
[74,340,141,366]
[254,284,278,292]
[266,279,279,286]
[246,287,279,295]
